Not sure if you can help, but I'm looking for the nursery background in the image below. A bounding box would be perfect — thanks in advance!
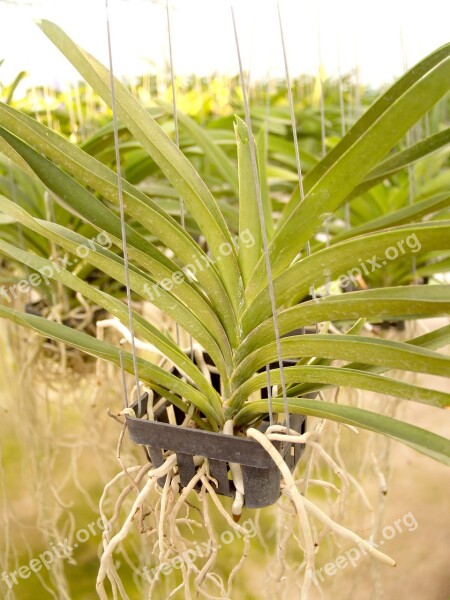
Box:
[0,1,449,599]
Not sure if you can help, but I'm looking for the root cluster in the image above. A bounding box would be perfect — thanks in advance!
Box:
[97,409,396,600]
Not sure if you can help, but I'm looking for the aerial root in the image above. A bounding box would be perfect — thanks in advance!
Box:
[247,426,396,600]
[98,446,251,600]
[223,420,245,520]
[96,454,177,599]
[97,414,389,600]
[246,428,315,600]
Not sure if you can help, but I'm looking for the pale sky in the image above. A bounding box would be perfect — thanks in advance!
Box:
[0,0,449,95]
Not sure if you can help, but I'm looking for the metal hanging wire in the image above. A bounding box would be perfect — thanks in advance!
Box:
[231,5,290,430]
[400,28,418,283]
[105,0,141,414]
[166,0,193,359]
[336,35,350,230]
[315,2,331,296]
[119,350,129,408]
[277,2,319,319]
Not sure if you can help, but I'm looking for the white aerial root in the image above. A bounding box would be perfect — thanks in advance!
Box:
[246,428,316,600]
[288,491,395,566]
[96,454,177,600]
[157,472,172,561]
[266,426,349,518]
[96,318,162,356]
[148,462,207,600]
[223,420,245,520]
[294,479,341,494]
[193,488,223,599]
[247,425,396,599]
[276,504,297,583]
[200,475,251,598]
[168,463,207,547]
[300,440,349,519]
[333,422,373,515]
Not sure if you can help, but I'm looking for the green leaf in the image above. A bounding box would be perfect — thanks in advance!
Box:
[0,236,221,405]
[232,334,450,388]
[0,102,239,344]
[243,222,450,333]
[287,324,450,398]
[235,116,262,288]
[234,397,450,465]
[228,364,450,413]
[334,192,450,242]
[238,285,450,360]
[350,127,450,199]
[158,100,239,197]
[0,197,232,375]
[247,42,450,297]
[37,19,243,314]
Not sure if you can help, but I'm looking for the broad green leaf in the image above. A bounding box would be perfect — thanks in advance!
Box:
[228,365,450,412]
[333,192,450,242]
[0,197,232,373]
[287,128,450,209]
[232,334,450,387]
[233,397,450,465]
[243,222,450,333]
[237,285,450,360]
[0,237,221,405]
[158,100,239,196]
[247,42,450,297]
[0,131,235,351]
[37,19,243,313]
[235,117,262,288]
[350,127,450,199]
[0,102,239,344]
[287,324,450,398]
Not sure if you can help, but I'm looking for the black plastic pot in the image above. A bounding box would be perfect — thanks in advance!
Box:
[126,391,307,509]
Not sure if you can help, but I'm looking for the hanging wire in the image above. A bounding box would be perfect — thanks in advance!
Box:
[231,5,290,430]
[105,0,142,414]
[315,1,332,298]
[166,1,183,226]
[400,28,417,283]
[119,350,129,409]
[337,36,351,230]
[264,70,273,420]
[166,0,193,358]
[316,5,326,159]
[277,2,319,319]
